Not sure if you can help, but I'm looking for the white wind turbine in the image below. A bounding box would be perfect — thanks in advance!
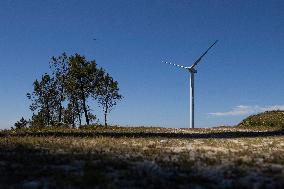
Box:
[164,40,218,128]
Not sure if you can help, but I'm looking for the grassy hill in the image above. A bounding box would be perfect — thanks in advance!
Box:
[238,110,284,129]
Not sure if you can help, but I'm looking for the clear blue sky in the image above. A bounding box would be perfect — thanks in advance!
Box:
[0,0,283,129]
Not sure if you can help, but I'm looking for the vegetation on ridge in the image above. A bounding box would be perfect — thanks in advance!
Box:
[238,110,284,129]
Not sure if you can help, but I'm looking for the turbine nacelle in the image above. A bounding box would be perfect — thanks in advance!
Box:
[188,67,197,73]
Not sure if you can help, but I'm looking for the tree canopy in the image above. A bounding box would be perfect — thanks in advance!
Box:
[25,53,122,128]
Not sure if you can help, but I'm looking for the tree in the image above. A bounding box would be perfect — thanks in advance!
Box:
[14,117,28,129]
[31,111,45,128]
[65,54,99,125]
[62,100,83,127]
[96,73,122,126]
[26,53,122,127]
[62,103,76,127]
[27,74,59,125]
[49,53,69,123]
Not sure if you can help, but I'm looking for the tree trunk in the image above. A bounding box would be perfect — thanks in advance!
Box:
[80,87,89,125]
[104,104,108,126]
[75,100,82,126]
[78,112,82,126]
[72,113,75,128]
[46,101,50,125]
[58,104,62,123]
[58,86,64,122]
[104,111,107,126]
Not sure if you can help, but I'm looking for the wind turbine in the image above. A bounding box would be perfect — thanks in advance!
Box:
[164,40,218,128]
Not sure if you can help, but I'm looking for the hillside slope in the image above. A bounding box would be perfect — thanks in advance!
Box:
[238,110,284,129]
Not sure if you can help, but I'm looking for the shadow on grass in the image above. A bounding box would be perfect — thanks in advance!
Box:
[1,136,284,189]
[1,129,284,139]
[0,144,221,188]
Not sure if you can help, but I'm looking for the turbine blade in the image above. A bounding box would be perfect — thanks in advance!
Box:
[190,40,218,68]
[164,61,188,69]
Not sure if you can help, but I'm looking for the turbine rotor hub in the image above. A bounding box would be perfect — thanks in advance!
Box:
[188,68,197,73]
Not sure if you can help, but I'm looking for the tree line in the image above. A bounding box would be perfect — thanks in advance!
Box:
[15,53,122,129]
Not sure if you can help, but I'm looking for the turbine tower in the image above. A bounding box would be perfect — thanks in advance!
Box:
[164,40,218,128]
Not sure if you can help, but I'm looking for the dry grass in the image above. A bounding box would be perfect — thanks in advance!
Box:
[0,127,284,188]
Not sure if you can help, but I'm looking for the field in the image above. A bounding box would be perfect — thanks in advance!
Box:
[0,126,284,189]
